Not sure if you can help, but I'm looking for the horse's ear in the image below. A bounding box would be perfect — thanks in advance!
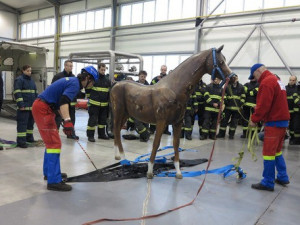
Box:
[217,45,224,53]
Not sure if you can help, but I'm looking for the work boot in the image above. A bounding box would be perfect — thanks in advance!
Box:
[251,183,274,191]
[108,133,114,139]
[209,134,216,140]
[216,130,225,138]
[47,182,72,192]
[88,137,95,142]
[275,179,290,186]
[44,173,68,181]
[229,135,234,140]
[163,126,171,135]
[200,135,207,140]
[240,130,247,138]
[139,130,150,142]
[185,134,192,140]
[67,132,79,140]
[180,130,184,138]
[98,128,109,140]
[17,143,28,148]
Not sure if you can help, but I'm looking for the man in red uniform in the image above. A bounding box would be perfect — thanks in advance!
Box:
[32,66,98,191]
[249,64,290,191]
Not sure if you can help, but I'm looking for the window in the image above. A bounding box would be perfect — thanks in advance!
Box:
[95,10,104,29]
[20,18,55,39]
[244,0,262,11]
[120,5,131,26]
[104,8,112,27]
[285,0,300,6]
[120,0,197,26]
[182,0,196,18]
[143,1,155,23]
[86,11,95,30]
[141,54,191,82]
[226,0,244,13]
[155,0,168,22]
[61,8,111,34]
[264,0,283,9]
[78,13,86,31]
[132,3,143,25]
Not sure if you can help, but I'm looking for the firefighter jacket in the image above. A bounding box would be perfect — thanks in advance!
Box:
[186,92,198,114]
[51,70,77,107]
[293,82,300,113]
[224,82,245,111]
[89,75,111,107]
[243,81,259,108]
[13,74,38,110]
[151,73,167,85]
[203,83,223,113]
[38,77,80,110]
[251,70,290,123]
[286,84,297,113]
[195,80,207,106]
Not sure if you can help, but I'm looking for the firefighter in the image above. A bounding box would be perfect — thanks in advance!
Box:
[150,65,171,135]
[13,65,38,148]
[240,77,259,138]
[52,60,79,140]
[291,80,300,145]
[200,77,223,140]
[87,63,111,142]
[286,75,297,144]
[249,64,289,191]
[181,92,198,140]
[32,66,98,191]
[194,79,207,137]
[217,74,245,139]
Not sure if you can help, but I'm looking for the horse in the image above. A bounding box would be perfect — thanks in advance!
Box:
[110,45,233,179]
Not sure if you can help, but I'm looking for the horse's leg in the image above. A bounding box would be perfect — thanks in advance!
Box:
[112,104,128,160]
[172,121,183,179]
[147,121,166,179]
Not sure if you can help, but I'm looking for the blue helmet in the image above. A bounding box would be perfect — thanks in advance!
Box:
[81,66,99,82]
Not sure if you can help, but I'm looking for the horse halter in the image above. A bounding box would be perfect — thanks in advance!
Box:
[211,48,236,87]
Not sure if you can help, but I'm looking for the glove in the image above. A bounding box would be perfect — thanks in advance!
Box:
[62,120,74,136]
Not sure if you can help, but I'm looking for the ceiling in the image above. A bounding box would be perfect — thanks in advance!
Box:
[0,0,79,13]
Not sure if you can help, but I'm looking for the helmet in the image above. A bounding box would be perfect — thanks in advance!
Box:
[81,66,99,82]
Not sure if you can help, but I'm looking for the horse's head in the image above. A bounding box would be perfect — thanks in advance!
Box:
[206,45,235,87]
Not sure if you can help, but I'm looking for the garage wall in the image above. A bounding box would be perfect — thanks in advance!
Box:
[14,0,300,85]
[0,11,17,40]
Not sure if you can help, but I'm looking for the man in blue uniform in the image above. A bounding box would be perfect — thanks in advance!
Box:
[32,66,98,191]
[13,65,38,148]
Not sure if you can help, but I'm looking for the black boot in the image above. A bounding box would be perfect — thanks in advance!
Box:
[229,129,235,140]
[185,133,192,140]
[251,183,274,191]
[180,130,184,138]
[17,142,28,148]
[98,127,109,140]
[88,137,95,142]
[163,126,171,135]
[240,130,247,138]
[87,129,95,142]
[200,134,207,140]
[139,130,150,142]
[47,182,72,191]
[216,129,225,138]
[209,133,216,140]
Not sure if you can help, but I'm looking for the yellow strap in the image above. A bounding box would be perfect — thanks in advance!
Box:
[92,87,109,92]
[16,98,24,102]
[263,155,275,160]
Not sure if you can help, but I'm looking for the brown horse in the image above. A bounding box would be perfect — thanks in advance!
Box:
[110,46,233,179]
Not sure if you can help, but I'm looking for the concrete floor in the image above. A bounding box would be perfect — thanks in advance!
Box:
[0,109,299,225]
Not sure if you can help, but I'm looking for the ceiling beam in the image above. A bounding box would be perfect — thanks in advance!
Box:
[45,0,60,7]
[0,1,20,14]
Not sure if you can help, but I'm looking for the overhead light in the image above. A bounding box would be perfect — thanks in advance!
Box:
[29,52,36,55]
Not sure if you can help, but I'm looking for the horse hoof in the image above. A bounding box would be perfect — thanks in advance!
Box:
[147,173,154,179]
[115,156,121,160]
[176,174,183,179]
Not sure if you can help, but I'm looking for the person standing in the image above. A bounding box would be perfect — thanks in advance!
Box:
[292,80,300,145]
[200,78,223,140]
[240,77,259,138]
[13,65,38,148]
[286,75,297,144]
[249,64,290,191]
[194,79,207,138]
[32,66,98,191]
[150,65,171,135]
[52,60,79,140]
[87,63,111,142]
[217,74,245,139]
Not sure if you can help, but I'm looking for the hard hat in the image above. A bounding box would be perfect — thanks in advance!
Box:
[81,66,99,82]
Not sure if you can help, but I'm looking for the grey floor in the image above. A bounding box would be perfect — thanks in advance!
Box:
[0,109,299,225]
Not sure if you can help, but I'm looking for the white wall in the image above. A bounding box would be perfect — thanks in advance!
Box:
[0,11,17,39]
